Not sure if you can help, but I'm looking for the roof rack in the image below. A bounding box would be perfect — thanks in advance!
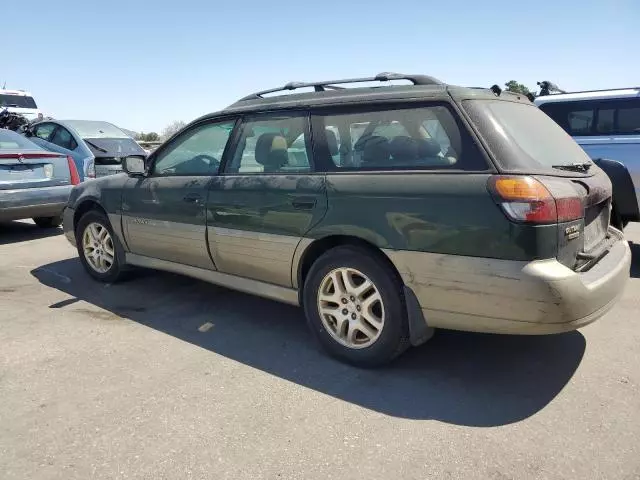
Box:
[236,72,443,102]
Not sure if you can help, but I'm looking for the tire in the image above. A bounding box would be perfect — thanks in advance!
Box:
[611,205,629,231]
[75,210,126,283]
[33,216,62,228]
[302,246,410,367]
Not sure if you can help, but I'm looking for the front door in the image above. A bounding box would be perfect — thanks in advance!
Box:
[207,112,327,287]
[122,119,237,269]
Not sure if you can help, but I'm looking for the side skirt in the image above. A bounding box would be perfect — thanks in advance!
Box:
[125,253,300,306]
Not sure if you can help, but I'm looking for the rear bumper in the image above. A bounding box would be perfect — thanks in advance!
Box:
[0,185,71,222]
[385,228,631,335]
[62,206,76,246]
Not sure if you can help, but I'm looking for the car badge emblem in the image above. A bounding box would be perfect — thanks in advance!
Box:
[565,225,580,240]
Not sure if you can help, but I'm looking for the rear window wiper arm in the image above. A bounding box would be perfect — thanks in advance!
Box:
[552,162,592,172]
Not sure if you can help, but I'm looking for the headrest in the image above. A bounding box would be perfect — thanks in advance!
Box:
[389,136,419,162]
[417,138,442,157]
[361,136,390,166]
[255,133,288,172]
[326,129,339,156]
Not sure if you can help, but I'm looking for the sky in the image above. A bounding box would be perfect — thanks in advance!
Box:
[5,0,640,134]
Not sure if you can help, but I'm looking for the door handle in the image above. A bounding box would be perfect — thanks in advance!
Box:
[291,197,317,210]
[183,193,203,204]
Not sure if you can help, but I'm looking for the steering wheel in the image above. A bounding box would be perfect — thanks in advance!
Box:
[174,154,220,174]
[191,154,220,169]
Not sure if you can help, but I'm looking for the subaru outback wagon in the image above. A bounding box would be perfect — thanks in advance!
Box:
[62,73,631,366]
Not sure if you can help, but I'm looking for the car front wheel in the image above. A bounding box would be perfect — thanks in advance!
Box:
[76,210,125,283]
[303,246,410,367]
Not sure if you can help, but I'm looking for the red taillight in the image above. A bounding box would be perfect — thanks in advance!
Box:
[489,176,584,224]
[67,156,81,185]
[555,197,584,222]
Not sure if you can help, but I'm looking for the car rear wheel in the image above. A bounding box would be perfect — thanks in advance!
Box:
[76,210,126,283]
[33,216,62,228]
[303,246,410,367]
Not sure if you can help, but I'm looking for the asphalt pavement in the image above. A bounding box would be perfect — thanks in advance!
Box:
[1,221,639,480]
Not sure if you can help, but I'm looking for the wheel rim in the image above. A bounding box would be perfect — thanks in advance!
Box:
[82,222,115,274]
[317,267,385,349]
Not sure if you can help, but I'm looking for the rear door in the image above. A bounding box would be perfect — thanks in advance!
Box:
[122,118,236,269]
[207,112,328,287]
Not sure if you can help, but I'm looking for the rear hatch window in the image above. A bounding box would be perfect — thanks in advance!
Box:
[463,99,594,173]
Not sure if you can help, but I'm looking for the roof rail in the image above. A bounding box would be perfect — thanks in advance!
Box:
[236,72,443,102]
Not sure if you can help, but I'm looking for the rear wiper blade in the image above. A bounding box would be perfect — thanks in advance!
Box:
[552,162,592,172]
[84,140,108,153]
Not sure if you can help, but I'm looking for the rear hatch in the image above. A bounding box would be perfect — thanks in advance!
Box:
[462,97,614,270]
[84,137,146,177]
[0,151,71,190]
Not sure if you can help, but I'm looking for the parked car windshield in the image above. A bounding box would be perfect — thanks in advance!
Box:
[84,137,146,157]
[0,129,43,150]
[463,99,593,172]
[64,120,130,139]
[0,94,37,109]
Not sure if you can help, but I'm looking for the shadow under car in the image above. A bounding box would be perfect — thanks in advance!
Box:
[0,220,62,245]
[31,257,587,427]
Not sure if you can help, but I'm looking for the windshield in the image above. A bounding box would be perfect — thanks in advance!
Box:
[463,100,593,171]
[0,94,37,109]
[64,120,130,139]
[84,137,145,156]
[0,129,43,150]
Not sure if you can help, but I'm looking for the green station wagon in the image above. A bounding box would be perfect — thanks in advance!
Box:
[62,73,632,366]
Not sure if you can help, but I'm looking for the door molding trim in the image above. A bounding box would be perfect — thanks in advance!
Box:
[125,253,300,306]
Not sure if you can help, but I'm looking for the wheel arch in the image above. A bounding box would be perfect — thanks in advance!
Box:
[295,234,433,347]
[73,199,108,233]
[295,235,404,295]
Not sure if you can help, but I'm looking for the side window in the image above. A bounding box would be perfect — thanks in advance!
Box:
[153,120,235,176]
[568,110,594,135]
[541,99,640,136]
[50,127,78,150]
[225,115,311,174]
[34,123,55,140]
[617,101,640,134]
[315,105,485,171]
[596,108,615,134]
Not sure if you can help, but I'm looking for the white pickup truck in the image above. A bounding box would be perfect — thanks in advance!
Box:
[0,89,42,122]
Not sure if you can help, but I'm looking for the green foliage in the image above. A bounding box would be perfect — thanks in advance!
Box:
[504,80,532,96]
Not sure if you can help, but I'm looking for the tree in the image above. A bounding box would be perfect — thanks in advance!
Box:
[136,132,160,142]
[504,80,532,96]
[162,120,186,140]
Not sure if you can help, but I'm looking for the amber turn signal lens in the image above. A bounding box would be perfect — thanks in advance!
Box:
[490,176,552,201]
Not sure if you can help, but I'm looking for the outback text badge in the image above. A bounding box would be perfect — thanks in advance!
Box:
[565,225,580,240]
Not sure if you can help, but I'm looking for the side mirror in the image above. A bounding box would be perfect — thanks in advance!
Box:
[123,155,146,177]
